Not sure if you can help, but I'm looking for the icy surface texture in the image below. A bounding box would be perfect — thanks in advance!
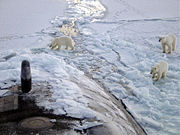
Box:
[0,0,180,134]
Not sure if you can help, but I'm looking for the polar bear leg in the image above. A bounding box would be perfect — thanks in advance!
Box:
[70,41,74,50]
[57,44,61,50]
[162,72,166,78]
[65,44,68,49]
[162,44,166,53]
[70,43,74,50]
[71,46,74,50]
[168,45,172,54]
[156,72,162,81]
[152,72,156,78]
[172,39,176,51]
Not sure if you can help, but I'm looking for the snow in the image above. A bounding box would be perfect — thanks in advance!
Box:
[0,51,96,119]
[50,119,56,123]
[0,0,180,135]
[61,0,180,134]
[0,90,9,97]
[101,0,179,21]
[0,0,67,51]
[75,120,103,131]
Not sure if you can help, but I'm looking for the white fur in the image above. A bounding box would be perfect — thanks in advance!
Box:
[159,33,176,54]
[50,36,75,50]
[150,61,168,81]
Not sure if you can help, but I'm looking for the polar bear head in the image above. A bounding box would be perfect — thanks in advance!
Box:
[49,42,55,49]
[49,38,59,50]
[150,65,159,78]
[159,36,166,44]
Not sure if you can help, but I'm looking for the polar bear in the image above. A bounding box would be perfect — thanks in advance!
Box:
[150,61,168,81]
[50,36,75,50]
[159,33,176,54]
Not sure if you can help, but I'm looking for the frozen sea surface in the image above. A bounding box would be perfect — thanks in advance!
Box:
[0,0,180,135]
[62,0,180,134]
[0,0,67,51]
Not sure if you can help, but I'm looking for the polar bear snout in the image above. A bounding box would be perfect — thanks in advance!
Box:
[158,37,164,42]
[150,68,153,74]
[49,43,55,49]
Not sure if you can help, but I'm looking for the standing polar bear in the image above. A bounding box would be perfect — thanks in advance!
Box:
[150,61,168,81]
[50,36,75,50]
[159,33,176,54]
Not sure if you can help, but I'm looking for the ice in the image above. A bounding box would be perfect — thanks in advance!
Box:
[60,0,180,134]
[0,0,180,134]
[0,51,95,119]
[65,106,95,119]
[0,0,67,52]
[50,119,56,123]
[74,120,103,131]
[0,90,9,97]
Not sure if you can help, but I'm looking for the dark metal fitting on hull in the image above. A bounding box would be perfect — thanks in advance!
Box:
[21,60,32,93]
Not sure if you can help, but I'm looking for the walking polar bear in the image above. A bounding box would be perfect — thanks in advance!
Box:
[159,33,176,54]
[150,61,168,81]
[50,36,75,50]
